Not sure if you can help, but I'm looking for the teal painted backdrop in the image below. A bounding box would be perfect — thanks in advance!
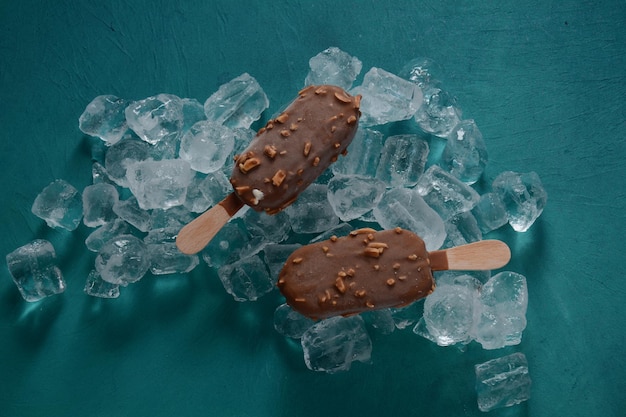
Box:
[1,1,625,416]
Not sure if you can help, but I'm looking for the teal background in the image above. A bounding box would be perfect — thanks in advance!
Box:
[1,1,625,416]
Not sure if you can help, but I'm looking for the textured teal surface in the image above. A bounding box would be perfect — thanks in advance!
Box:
[1,1,625,416]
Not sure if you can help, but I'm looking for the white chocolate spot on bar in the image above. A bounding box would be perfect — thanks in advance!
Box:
[252,189,265,203]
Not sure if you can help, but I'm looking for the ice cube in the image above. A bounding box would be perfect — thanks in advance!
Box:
[203,73,269,129]
[85,218,130,252]
[217,254,274,301]
[104,137,151,187]
[198,170,232,207]
[144,227,199,275]
[92,162,118,186]
[362,309,396,334]
[350,67,423,126]
[201,218,266,269]
[84,269,120,299]
[471,193,508,234]
[82,183,119,227]
[146,243,199,275]
[414,87,461,138]
[79,95,129,145]
[180,97,207,131]
[373,187,446,251]
[125,93,184,145]
[112,196,152,232]
[443,212,482,249]
[304,47,362,90]
[400,57,442,89]
[243,209,291,243]
[300,315,372,373]
[94,234,150,286]
[273,303,315,339]
[263,243,302,278]
[126,159,194,210]
[492,171,547,232]
[416,165,480,220]
[150,206,195,229]
[475,352,531,412]
[6,239,65,302]
[422,283,477,346]
[327,175,386,221]
[331,128,384,177]
[31,179,83,231]
[375,134,429,187]
[179,121,235,173]
[285,184,340,234]
[441,120,488,184]
[390,300,425,330]
[472,272,528,349]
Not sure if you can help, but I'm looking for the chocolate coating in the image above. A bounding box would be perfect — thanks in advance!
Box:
[277,228,435,320]
[230,85,361,214]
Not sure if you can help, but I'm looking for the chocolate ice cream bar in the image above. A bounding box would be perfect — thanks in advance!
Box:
[230,85,361,214]
[278,228,436,320]
[278,228,512,320]
[176,85,361,255]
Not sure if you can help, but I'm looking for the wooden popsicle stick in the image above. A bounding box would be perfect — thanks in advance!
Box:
[429,240,511,271]
[176,192,244,255]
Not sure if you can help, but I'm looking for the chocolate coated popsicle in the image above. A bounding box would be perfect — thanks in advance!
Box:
[278,228,512,320]
[278,228,436,320]
[230,85,361,214]
[176,85,361,254]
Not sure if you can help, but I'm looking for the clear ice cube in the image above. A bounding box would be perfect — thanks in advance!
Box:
[273,303,315,339]
[285,184,340,234]
[126,159,194,210]
[375,134,429,187]
[475,352,531,412]
[441,119,488,184]
[443,212,482,249]
[85,218,130,252]
[243,209,291,243]
[331,128,384,177]
[300,316,372,373]
[31,179,83,231]
[6,239,65,302]
[217,254,274,301]
[104,137,151,187]
[179,121,235,173]
[350,67,423,126]
[84,269,120,299]
[472,272,528,349]
[304,47,362,90]
[416,165,480,221]
[94,234,150,286]
[112,196,152,232]
[79,95,129,145]
[82,183,119,228]
[144,227,199,275]
[471,193,508,234]
[202,218,266,269]
[492,171,547,232]
[125,93,184,145]
[422,283,477,346]
[414,87,461,138]
[203,73,269,129]
[373,187,446,251]
[327,175,386,221]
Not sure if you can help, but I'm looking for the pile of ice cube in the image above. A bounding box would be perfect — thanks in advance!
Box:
[6,47,545,411]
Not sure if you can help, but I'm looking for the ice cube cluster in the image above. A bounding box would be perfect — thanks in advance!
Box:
[5,47,545,409]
